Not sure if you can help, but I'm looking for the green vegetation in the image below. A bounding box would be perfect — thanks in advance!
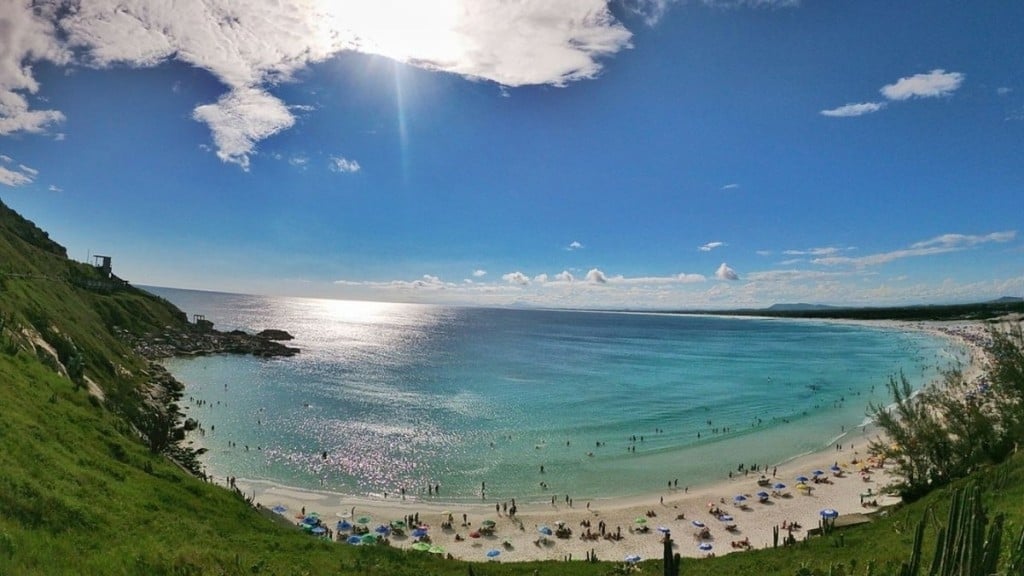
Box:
[869,325,1024,501]
[1,196,1023,575]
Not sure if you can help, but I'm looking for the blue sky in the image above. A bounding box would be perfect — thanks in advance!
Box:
[1,0,1022,309]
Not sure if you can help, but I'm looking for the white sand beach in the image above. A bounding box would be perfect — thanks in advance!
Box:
[223,319,994,563]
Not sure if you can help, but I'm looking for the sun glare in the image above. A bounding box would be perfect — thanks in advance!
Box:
[313,1,465,68]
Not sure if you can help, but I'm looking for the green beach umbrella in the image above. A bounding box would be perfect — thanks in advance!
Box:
[390,520,407,528]
[360,533,378,544]
[357,516,372,524]
[634,517,647,524]
[411,542,431,552]
[481,519,496,528]
[429,545,446,554]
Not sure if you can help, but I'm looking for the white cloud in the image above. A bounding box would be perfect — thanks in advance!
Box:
[53,132,65,141]
[16,163,37,176]
[533,273,549,283]
[820,101,885,117]
[567,240,583,250]
[9,1,637,165]
[288,155,309,168]
[699,241,725,252]
[0,164,33,186]
[192,88,295,170]
[813,231,1015,267]
[720,183,740,190]
[880,69,964,101]
[502,271,531,285]
[0,1,70,136]
[555,270,575,283]
[0,155,11,163]
[472,269,487,277]
[48,184,62,192]
[329,155,361,173]
[585,268,609,283]
[997,87,1012,96]
[782,246,847,257]
[676,273,706,283]
[715,262,739,281]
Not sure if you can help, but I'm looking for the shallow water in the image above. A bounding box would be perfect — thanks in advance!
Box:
[153,287,957,503]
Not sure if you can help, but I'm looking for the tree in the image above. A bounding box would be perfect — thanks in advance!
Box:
[869,322,1024,500]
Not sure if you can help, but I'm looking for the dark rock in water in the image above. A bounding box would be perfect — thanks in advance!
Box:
[256,328,294,341]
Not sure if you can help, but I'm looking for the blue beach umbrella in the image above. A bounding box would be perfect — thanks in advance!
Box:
[625,554,641,564]
[717,515,733,523]
[538,526,553,535]
[375,525,390,535]
[796,475,809,483]
[812,469,825,476]
[271,505,287,514]
[691,520,705,528]
[346,535,362,545]
[733,495,747,503]
[698,543,713,551]
[486,549,501,558]
[657,526,670,534]
[773,483,786,490]
[311,526,326,535]
[411,528,428,538]
[337,520,352,531]
[820,508,839,519]
[830,464,842,472]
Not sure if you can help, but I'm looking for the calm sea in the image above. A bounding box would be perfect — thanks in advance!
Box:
[151,287,958,503]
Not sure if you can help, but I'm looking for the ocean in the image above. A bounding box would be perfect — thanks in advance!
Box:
[152,287,959,504]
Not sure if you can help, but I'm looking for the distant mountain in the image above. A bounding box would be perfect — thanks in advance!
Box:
[989,296,1024,304]
[766,303,839,312]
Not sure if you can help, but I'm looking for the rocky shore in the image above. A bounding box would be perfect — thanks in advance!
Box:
[118,325,299,360]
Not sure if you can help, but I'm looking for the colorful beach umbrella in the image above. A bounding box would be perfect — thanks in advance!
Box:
[486,549,501,558]
[411,542,431,552]
[469,531,481,538]
[820,508,839,519]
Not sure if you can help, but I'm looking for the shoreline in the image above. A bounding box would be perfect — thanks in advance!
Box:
[195,318,992,563]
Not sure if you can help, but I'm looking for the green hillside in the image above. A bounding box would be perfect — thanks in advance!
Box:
[1,197,1022,575]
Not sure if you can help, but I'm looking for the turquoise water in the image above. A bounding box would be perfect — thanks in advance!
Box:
[153,287,958,504]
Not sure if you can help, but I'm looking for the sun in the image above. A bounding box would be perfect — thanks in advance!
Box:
[311,0,466,69]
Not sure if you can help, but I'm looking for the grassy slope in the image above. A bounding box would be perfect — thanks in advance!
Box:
[1,198,1022,575]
